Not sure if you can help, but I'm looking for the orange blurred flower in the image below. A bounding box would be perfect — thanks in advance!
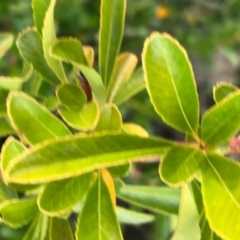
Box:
[155,5,170,20]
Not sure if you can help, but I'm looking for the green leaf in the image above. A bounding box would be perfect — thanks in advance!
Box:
[0,179,17,204]
[50,38,87,65]
[202,154,240,240]
[0,198,38,228]
[213,82,238,103]
[32,0,50,36]
[191,180,222,240]
[38,173,93,216]
[1,137,26,178]
[108,163,131,177]
[0,33,14,59]
[116,185,180,215]
[17,28,59,85]
[51,43,106,106]
[171,184,200,240]
[142,33,199,138]
[99,0,126,86]
[7,91,71,145]
[58,99,99,131]
[107,52,137,102]
[23,212,48,240]
[113,67,145,106]
[0,65,33,90]
[0,118,15,137]
[42,0,67,83]
[44,96,60,111]
[1,137,40,191]
[95,103,122,131]
[5,133,172,184]
[160,145,206,187]
[76,172,123,240]
[201,91,240,147]
[49,217,74,240]
[56,83,87,111]
[0,90,8,117]
[116,206,155,225]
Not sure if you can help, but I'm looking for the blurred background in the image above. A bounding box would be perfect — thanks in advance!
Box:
[0,0,240,239]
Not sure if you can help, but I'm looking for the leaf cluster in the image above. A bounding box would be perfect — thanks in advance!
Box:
[0,0,239,240]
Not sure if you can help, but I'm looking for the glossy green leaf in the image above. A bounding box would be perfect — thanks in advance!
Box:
[1,137,39,191]
[58,99,99,131]
[51,43,106,106]
[42,0,67,83]
[7,91,71,145]
[38,173,93,216]
[143,33,199,138]
[56,83,87,111]
[17,28,59,85]
[160,145,206,187]
[201,91,240,147]
[0,33,13,59]
[95,104,122,131]
[113,67,145,106]
[191,180,221,240]
[0,90,8,117]
[32,0,50,36]
[107,52,137,102]
[0,179,17,204]
[202,154,240,240]
[6,133,172,184]
[76,173,123,240]
[49,217,74,240]
[116,206,155,225]
[99,0,126,86]
[116,185,180,215]
[0,118,15,137]
[1,137,27,178]
[50,38,87,65]
[171,184,200,240]
[213,82,238,103]
[0,198,38,228]
[0,65,33,90]
[23,212,48,240]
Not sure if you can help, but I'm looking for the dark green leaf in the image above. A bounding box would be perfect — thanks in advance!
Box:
[49,217,74,240]
[17,28,59,85]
